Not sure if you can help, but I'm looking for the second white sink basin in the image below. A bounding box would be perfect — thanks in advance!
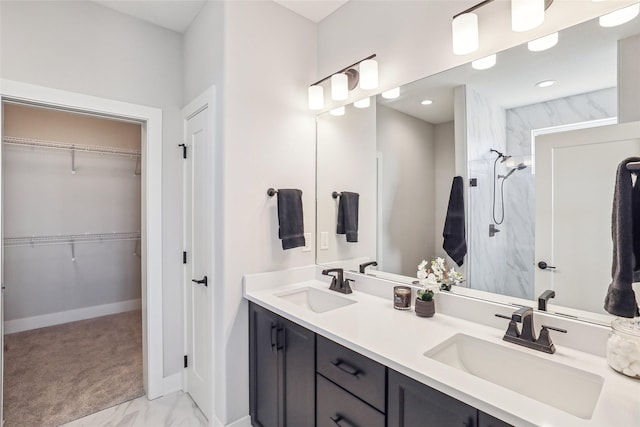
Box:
[424,334,604,419]
[276,287,357,313]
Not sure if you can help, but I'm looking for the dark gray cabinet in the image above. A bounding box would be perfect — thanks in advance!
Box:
[388,369,513,427]
[249,302,315,427]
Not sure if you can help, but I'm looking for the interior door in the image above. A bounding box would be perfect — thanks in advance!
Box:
[535,121,640,313]
[184,107,212,419]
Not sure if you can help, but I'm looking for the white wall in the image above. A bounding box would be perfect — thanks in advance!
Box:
[317,105,377,269]
[377,104,435,276]
[0,0,184,376]
[433,121,456,259]
[618,33,640,123]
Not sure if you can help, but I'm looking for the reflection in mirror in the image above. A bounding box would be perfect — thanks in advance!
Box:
[316,11,640,324]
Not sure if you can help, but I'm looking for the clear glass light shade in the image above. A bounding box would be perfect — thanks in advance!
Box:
[308,85,324,110]
[330,106,346,116]
[511,0,544,32]
[528,32,558,51]
[331,73,349,101]
[472,54,497,70]
[599,4,640,28]
[452,13,479,55]
[354,97,371,108]
[381,87,400,99]
[359,59,378,90]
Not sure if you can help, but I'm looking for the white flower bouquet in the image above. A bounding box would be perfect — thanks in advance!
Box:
[417,257,463,292]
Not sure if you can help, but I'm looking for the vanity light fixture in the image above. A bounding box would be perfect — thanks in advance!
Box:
[354,97,371,108]
[528,32,558,51]
[421,99,433,105]
[599,3,639,27]
[535,79,556,88]
[330,106,346,116]
[381,87,400,99]
[471,54,497,70]
[451,0,554,55]
[307,54,377,110]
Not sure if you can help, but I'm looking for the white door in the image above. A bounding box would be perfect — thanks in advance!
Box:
[184,107,212,419]
[535,121,640,313]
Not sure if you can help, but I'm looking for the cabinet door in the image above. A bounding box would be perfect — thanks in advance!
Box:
[478,411,512,427]
[249,302,281,427]
[281,317,315,427]
[388,369,477,427]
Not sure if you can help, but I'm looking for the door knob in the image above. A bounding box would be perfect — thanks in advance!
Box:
[537,261,556,270]
[192,276,208,287]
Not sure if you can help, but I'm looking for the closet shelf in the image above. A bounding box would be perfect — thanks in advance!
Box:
[2,136,141,157]
[3,231,141,248]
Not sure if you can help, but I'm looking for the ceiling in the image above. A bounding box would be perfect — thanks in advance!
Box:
[93,0,348,33]
[378,14,640,124]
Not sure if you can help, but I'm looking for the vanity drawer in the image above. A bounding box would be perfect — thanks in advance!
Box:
[317,374,385,427]
[316,335,386,412]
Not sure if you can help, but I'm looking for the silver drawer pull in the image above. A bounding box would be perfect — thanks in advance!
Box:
[331,359,362,379]
[330,415,356,427]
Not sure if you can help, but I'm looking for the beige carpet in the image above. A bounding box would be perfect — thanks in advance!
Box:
[3,310,144,427]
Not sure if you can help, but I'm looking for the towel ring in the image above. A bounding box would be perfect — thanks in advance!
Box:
[267,188,278,197]
[332,191,342,199]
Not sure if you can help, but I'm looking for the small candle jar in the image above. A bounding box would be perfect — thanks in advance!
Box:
[606,317,640,378]
[394,286,411,310]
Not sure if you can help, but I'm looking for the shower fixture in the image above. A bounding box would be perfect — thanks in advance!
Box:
[492,150,528,226]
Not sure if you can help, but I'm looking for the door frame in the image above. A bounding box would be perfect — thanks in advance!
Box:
[0,79,164,399]
[181,86,217,419]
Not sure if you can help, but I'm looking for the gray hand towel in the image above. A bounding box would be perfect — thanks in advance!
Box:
[604,157,640,318]
[337,192,359,243]
[443,176,467,267]
[277,189,305,250]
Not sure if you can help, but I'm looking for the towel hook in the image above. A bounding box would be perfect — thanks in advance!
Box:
[267,188,278,197]
[332,191,342,199]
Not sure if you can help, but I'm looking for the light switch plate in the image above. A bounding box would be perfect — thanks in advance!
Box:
[302,233,312,252]
[320,232,329,250]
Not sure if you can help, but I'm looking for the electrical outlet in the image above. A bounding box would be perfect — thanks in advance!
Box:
[302,233,312,252]
[320,232,329,250]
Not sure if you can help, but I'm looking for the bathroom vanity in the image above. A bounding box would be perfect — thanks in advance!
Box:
[244,266,640,427]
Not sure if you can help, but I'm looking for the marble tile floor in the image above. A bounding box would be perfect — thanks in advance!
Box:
[62,391,207,427]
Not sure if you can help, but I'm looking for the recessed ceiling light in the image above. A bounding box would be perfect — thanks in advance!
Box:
[528,32,558,52]
[381,87,400,99]
[421,99,433,105]
[535,80,556,88]
[599,3,640,27]
[471,54,497,70]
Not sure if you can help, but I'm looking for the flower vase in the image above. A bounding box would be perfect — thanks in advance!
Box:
[414,298,435,318]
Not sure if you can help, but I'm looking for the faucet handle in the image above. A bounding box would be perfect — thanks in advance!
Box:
[541,325,567,334]
[536,325,567,353]
[495,314,511,320]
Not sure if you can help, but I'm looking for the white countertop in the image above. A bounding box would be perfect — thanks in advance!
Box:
[243,266,640,427]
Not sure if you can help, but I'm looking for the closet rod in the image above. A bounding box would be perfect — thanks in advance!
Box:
[2,136,141,157]
[3,231,141,248]
[626,161,640,171]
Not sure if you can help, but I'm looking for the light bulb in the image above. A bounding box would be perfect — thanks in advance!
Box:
[359,59,378,90]
[331,73,348,101]
[452,12,479,55]
[512,0,544,32]
[381,87,400,99]
[472,54,497,70]
[528,32,558,52]
[599,3,639,27]
[354,97,371,108]
[308,85,324,110]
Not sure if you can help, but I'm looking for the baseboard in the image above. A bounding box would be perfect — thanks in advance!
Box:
[163,372,183,396]
[212,415,251,427]
[3,299,142,334]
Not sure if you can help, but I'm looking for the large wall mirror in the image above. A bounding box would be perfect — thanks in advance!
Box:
[316,10,640,324]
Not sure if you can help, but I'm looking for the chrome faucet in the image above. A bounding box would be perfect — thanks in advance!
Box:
[321,268,353,294]
[495,307,567,354]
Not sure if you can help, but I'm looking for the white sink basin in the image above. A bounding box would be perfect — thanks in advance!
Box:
[424,334,604,419]
[276,287,357,313]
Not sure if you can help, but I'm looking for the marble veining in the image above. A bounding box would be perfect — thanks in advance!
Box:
[62,392,207,427]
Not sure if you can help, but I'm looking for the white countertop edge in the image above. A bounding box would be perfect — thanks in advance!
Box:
[244,276,640,427]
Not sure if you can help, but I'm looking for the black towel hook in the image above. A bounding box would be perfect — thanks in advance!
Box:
[332,191,342,199]
[267,188,278,197]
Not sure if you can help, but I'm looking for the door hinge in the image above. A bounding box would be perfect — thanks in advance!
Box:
[183,251,187,264]
[178,143,187,159]
[184,355,188,368]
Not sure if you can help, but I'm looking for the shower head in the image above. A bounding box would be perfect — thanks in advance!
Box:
[499,163,528,180]
[490,148,512,163]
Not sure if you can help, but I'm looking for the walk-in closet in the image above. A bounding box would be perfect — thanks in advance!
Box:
[2,102,143,426]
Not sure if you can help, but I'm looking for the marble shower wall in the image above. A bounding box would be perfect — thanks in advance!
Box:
[465,86,509,296]
[504,87,617,299]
